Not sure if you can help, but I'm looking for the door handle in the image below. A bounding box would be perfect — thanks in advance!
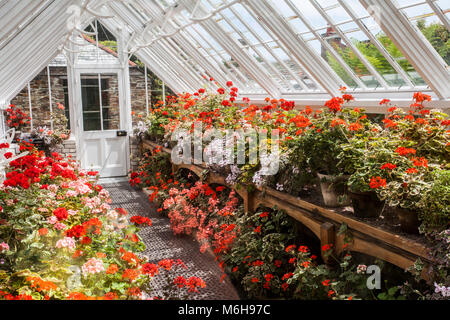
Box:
[116,130,128,137]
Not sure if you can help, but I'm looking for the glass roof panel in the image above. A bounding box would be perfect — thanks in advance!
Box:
[395,0,449,66]
[269,0,433,90]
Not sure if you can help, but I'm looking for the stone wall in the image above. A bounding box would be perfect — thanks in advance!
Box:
[11,66,67,131]
[129,135,140,172]
[53,139,77,160]
[10,65,149,170]
[129,67,148,126]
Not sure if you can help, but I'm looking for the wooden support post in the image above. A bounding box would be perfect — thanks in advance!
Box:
[321,222,336,265]
[172,164,179,176]
[243,190,256,214]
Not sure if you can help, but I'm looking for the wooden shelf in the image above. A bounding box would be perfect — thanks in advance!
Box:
[142,139,433,280]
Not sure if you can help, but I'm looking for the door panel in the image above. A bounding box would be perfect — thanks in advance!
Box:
[83,137,102,171]
[78,72,128,178]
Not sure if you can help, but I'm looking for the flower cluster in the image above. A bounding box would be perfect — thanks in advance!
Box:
[5,105,31,131]
[0,145,205,300]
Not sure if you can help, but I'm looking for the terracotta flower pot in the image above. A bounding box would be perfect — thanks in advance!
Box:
[348,190,384,218]
[395,208,420,234]
[317,173,351,207]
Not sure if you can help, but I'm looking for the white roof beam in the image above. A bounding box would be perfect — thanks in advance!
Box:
[0,0,49,49]
[359,0,450,99]
[106,2,203,92]
[98,18,185,93]
[245,0,342,97]
[179,0,282,97]
[134,0,229,89]
[0,0,78,102]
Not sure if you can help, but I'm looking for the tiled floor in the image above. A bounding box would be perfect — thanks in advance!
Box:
[103,181,240,300]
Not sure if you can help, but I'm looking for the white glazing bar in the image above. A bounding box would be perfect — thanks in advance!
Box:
[0,0,75,102]
[180,0,282,97]
[140,0,252,91]
[47,65,53,130]
[145,65,149,116]
[163,36,212,89]
[188,23,250,87]
[309,0,389,89]
[172,30,227,88]
[228,4,313,92]
[180,25,246,88]
[104,4,197,92]
[154,37,205,90]
[337,0,415,88]
[150,42,200,92]
[179,21,252,88]
[134,0,228,88]
[425,0,450,30]
[101,23,188,94]
[0,0,48,50]
[115,2,208,92]
[95,19,99,62]
[27,81,33,129]
[97,17,184,93]
[215,7,297,92]
[136,47,186,93]
[284,0,367,90]
[245,0,342,96]
[206,0,295,92]
[359,0,450,98]
[98,73,104,132]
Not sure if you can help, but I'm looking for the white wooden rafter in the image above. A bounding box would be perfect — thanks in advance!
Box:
[359,0,450,99]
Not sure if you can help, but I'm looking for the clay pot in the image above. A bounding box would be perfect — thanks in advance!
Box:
[395,208,420,234]
[317,173,351,207]
[348,190,384,218]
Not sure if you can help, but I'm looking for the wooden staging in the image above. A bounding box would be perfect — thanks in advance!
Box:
[142,139,433,280]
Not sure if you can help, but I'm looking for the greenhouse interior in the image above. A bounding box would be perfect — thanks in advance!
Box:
[0,0,449,305]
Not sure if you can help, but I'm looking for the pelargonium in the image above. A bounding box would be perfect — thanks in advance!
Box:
[55,237,76,250]
[81,258,105,276]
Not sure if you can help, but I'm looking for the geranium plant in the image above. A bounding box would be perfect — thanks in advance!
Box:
[4,105,31,132]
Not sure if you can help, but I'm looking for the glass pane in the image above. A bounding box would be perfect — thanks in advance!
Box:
[81,21,119,64]
[100,74,120,130]
[399,2,449,66]
[62,79,70,130]
[361,16,427,86]
[81,76,101,131]
[271,0,431,89]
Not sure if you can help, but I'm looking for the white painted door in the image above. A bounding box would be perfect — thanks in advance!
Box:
[77,72,128,177]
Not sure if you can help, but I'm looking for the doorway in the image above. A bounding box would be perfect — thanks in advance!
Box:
[77,72,129,177]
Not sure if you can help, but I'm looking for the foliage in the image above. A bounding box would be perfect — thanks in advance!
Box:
[129,146,173,189]
[326,20,449,86]
[132,151,435,300]
[0,143,205,300]
[418,170,450,232]
[221,208,297,299]
[4,105,31,132]
[31,104,71,152]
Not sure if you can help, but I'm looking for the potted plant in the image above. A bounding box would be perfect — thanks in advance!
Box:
[31,108,70,156]
[339,126,390,218]
[296,96,367,207]
[417,169,450,233]
[377,166,434,234]
[4,104,31,141]
[373,97,449,232]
